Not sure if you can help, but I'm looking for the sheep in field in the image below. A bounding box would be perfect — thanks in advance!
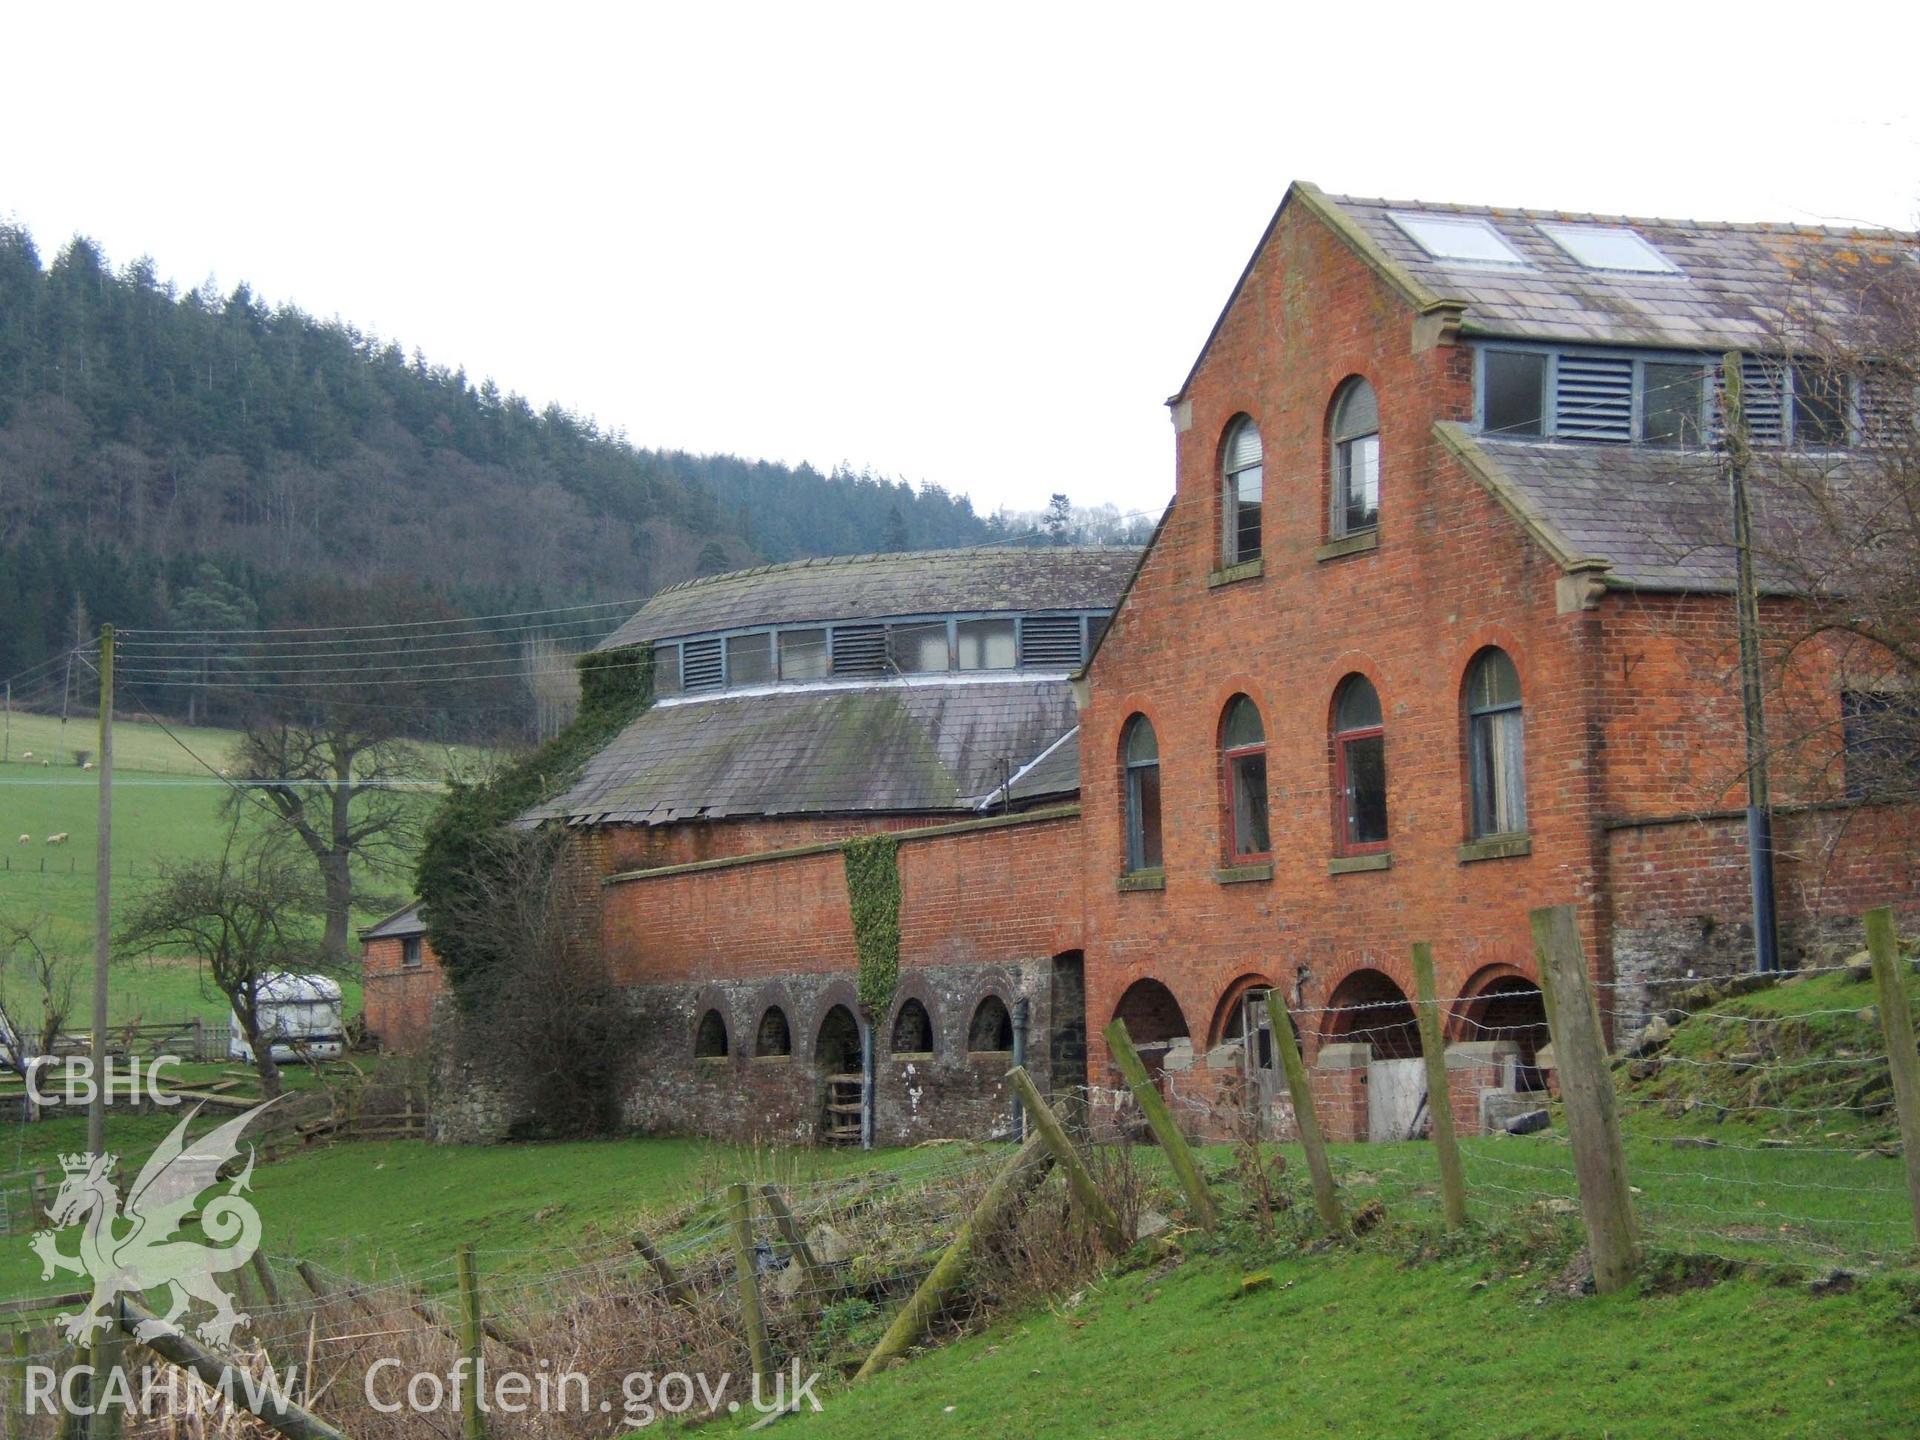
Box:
[45,833,69,846]
[15,834,28,845]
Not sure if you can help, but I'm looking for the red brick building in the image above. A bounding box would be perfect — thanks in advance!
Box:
[417,184,1920,1147]
[360,901,443,1053]
[1075,184,1920,1139]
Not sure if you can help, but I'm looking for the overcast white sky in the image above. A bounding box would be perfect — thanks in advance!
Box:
[5,2,1917,523]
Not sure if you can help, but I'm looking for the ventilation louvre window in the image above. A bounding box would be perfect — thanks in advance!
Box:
[1713,359,1786,447]
[1018,616,1083,669]
[1553,354,1634,441]
[680,637,723,692]
[830,624,888,676]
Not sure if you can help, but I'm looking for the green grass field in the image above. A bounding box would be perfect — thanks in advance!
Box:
[0,709,473,1028]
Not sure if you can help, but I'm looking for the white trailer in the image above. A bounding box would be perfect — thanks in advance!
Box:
[229,973,347,1063]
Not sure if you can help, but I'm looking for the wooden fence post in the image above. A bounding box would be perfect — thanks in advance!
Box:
[1410,943,1469,1230]
[631,1228,697,1307]
[1865,907,1920,1247]
[854,1132,1052,1381]
[759,1184,828,1298]
[727,1183,773,1382]
[1530,904,1640,1294]
[116,1298,348,1440]
[7,1329,27,1440]
[250,1250,281,1308]
[1263,989,1344,1235]
[456,1245,486,1440]
[1004,1067,1129,1252]
[1102,1018,1218,1231]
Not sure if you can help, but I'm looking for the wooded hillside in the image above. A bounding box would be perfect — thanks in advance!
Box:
[0,224,1005,704]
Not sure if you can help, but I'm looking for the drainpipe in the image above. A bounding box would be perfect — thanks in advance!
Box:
[859,1015,875,1150]
[1011,997,1031,1140]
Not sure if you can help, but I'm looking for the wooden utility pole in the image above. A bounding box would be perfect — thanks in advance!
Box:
[1721,354,1780,972]
[1102,1018,1217,1231]
[1263,989,1344,1235]
[3,679,10,763]
[1530,904,1640,1293]
[1410,943,1468,1230]
[1864,907,1920,1246]
[87,626,113,1159]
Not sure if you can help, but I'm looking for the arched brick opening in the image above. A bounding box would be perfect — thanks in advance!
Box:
[1323,968,1420,1059]
[816,1005,861,1072]
[755,1006,792,1057]
[891,998,934,1055]
[694,1008,729,1058]
[1112,978,1190,1082]
[1207,973,1277,1051]
[1455,970,1549,1080]
[967,995,1013,1054]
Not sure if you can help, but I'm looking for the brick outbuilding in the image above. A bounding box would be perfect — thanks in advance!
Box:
[360,900,443,1053]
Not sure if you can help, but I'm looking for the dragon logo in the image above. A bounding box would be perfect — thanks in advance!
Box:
[29,1102,274,1347]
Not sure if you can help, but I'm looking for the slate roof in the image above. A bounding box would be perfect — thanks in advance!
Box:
[528,682,1081,824]
[975,725,1080,811]
[359,899,426,942]
[1437,424,1841,593]
[599,546,1140,649]
[1323,190,1916,351]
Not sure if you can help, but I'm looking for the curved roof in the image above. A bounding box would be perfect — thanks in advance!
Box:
[598,546,1139,649]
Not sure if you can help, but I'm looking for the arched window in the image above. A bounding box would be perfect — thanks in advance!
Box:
[1122,715,1162,873]
[1333,676,1388,852]
[891,998,933,1055]
[1220,696,1270,861]
[694,1008,729,1058]
[967,995,1013,1053]
[755,1006,791,1058]
[1221,417,1263,566]
[1466,648,1526,837]
[1330,379,1380,538]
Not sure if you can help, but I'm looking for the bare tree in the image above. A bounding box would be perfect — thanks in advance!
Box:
[118,837,323,1098]
[432,826,627,1137]
[0,911,81,1071]
[227,719,424,964]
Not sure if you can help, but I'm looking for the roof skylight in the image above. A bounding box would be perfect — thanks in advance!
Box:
[1538,223,1678,273]
[1389,212,1528,268]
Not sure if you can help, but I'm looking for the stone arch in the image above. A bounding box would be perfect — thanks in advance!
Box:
[694,1007,729,1058]
[815,1004,862,1074]
[754,1005,792,1057]
[967,995,1014,1054]
[891,997,935,1056]
[1322,967,1420,1059]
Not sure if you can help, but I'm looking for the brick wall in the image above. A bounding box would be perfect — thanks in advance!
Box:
[362,934,444,1053]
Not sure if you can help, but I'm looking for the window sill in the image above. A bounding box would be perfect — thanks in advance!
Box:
[752,1053,791,1064]
[1329,852,1392,875]
[1315,530,1379,562]
[891,1051,934,1062]
[1207,558,1264,588]
[1458,833,1532,864]
[968,1049,1013,1061]
[695,1054,730,1066]
[1214,861,1274,885]
[1117,869,1166,892]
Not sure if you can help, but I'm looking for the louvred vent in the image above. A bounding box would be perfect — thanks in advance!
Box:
[681,637,723,691]
[1553,354,1633,441]
[830,625,888,675]
[1018,616,1083,668]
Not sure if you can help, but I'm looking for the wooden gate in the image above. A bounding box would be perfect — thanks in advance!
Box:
[1367,1057,1426,1141]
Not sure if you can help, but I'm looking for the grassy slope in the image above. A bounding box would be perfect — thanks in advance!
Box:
[775,1248,1918,1440]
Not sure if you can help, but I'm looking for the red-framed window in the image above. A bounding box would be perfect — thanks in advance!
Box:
[1333,675,1389,853]
[1220,695,1271,861]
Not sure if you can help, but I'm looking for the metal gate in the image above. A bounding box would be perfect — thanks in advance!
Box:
[1367,1057,1426,1142]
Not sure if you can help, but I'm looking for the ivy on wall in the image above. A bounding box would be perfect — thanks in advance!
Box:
[843,833,902,1017]
[416,645,653,1002]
